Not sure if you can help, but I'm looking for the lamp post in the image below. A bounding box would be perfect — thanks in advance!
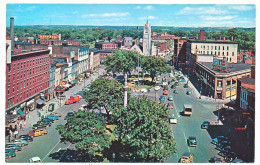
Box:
[112,152,115,162]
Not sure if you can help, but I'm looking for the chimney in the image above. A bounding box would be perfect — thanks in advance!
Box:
[10,17,14,53]
[196,34,198,40]
[200,30,205,40]
[224,37,226,41]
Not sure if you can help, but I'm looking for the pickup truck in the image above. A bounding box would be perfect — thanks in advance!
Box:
[65,95,80,105]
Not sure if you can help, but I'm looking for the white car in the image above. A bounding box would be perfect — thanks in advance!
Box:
[29,157,41,163]
[141,88,148,93]
[79,104,87,111]
[169,114,177,124]
[154,86,160,91]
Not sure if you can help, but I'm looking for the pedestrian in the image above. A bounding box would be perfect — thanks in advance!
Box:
[14,130,18,138]
[9,130,12,138]
[20,122,23,130]
[8,134,11,142]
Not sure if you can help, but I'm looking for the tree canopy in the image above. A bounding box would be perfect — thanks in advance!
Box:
[84,78,124,120]
[141,56,171,81]
[113,96,177,162]
[56,110,111,162]
[104,50,138,75]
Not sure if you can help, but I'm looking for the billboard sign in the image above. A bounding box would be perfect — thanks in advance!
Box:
[213,58,227,70]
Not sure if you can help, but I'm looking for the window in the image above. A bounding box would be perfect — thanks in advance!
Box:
[227,52,229,56]
[230,58,232,62]
[196,45,197,49]
[207,46,209,50]
[232,52,234,56]
[207,51,209,54]
[215,46,217,50]
[223,46,225,50]
[211,46,213,50]
[218,52,220,55]
[219,46,220,50]
[227,46,229,50]
[203,45,205,49]
[203,51,205,54]
[223,52,225,56]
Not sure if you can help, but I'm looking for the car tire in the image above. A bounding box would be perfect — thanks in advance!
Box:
[21,144,24,147]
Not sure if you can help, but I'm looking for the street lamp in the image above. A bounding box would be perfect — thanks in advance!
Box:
[112,152,115,162]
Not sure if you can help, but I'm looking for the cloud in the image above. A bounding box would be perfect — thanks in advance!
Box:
[144,5,153,10]
[72,11,78,14]
[135,6,141,9]
[139,16,158,20]
[176,6,227,15]
[82,12,129,18]
[200,15,237,21]
[228,5,254,11]
[26,6,37,11]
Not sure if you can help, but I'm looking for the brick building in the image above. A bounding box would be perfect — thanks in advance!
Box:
[102,42,118,50]
[89,48,100,71]
[123,37,133,47]
[152,32,175,40]
[100,50,114,63]
[6,49,51,111]
[174,37,187,65]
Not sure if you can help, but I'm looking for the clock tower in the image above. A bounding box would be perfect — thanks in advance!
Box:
[143,20,152,56]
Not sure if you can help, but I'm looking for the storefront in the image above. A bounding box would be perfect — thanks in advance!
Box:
[26,99,35,111]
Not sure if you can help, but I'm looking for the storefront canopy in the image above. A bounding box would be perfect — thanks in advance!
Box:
[17,109,25,116]
[36,99,44,105]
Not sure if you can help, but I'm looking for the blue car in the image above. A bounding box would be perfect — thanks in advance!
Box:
[47,115,59,121]
[212,136,229,145]
[160,95,166,103]
[5,149,16,159]
[5,144,22,152]
[178,78,186,82]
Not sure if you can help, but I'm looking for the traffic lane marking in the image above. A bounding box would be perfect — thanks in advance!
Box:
[42,140,61,162]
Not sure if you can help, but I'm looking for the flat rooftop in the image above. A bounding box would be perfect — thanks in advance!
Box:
[199,62,251,74]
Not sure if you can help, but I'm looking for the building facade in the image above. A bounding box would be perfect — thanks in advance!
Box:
[48,63,56,100]
[102,42,118,50]
[100,50,114,63]
[186,40,238,64]
[89,49,100,71]
[6,49,51,110]
[143,20,152,56]
[78,46,89,74]
[123,37,133,47]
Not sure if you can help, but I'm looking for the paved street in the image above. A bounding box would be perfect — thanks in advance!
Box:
[137,72,226,163]
[6,66,105,163]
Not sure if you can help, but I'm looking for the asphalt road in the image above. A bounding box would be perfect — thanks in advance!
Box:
[142,72,223,163]
[7,66,105,163]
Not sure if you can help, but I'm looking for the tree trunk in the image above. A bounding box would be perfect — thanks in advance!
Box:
[124,73,128,107]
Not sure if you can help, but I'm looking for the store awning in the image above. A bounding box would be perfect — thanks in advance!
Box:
[70,79,77,85]
[17,110,25,116]
[40,97,47,102]
[36,99,44,105]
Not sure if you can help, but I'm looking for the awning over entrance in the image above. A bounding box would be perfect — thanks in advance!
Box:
[36,99,44,105]
[17,109,25,116]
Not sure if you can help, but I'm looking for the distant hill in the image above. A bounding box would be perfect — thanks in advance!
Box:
[13,25,255,32]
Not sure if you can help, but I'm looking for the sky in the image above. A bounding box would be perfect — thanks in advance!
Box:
[6,4,256,27]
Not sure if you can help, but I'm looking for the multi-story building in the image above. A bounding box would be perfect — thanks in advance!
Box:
[186,39,239,64]
[5,49,50,111]
[152,32,175,40]
[143,20,152,56]
[48,63,56,100]
[89,48,100,71]
[102,42,118,50]
[123,37,133,47]
[78,46,89,75]
[100,50,114,63]
[174,37,187,65]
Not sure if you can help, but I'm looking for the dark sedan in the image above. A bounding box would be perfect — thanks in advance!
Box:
[19,135,33,142]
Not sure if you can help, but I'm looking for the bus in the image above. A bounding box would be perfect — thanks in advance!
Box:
[183,104,193,116]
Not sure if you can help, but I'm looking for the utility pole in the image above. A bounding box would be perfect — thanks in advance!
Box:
[124,73,128,107]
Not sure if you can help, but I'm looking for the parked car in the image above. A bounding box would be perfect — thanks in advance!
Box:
[32,123,46,129]
[179,78,186,82]
[188,136,197,147]
[163,90,169,95]
[212,136,229,145]
[218,147,232,157]
[231,158,243,163]
[184,83,189,88]
[159,96,165,104]
[27,128,47,137]
[42,117,53,123]
[11,139,28,147]
[174,82,179,86]
[209,156,225,163]
[186,90,192,95]
[217,141,231,150]
[171,85,176,89]
[29,157,41,163]
[65,112,74,120]
[180,152,194,163]
[5,144,22,152]
[19,135,33,142]
[171,78,175,82]
[50,112,62,117]
[79,104,88,111]
[169,114,177,124]
[222,108,235,116]
[173,89,179,94]
[47,115,59,121]
[164,86,169,90]
[168,81,171,85]
[141,88,148,93]
[156,77,160,81]
[167,103,174,109]
[201,121,210,129]
[168,96,173,101]
[48,103,55,112]
[5,149,16,159]
[37,120,51,127]
[154,86,160,91]
[224,152,237,162]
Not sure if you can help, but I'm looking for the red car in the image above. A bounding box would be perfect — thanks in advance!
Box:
[163,90,169,95]
[65,99,74,105]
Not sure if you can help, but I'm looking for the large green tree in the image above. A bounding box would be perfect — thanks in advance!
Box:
[114,96,177,162]
[56,110,111,162]
[104,50,138,107]
[141,56,171,81]
[84,78,124,120]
